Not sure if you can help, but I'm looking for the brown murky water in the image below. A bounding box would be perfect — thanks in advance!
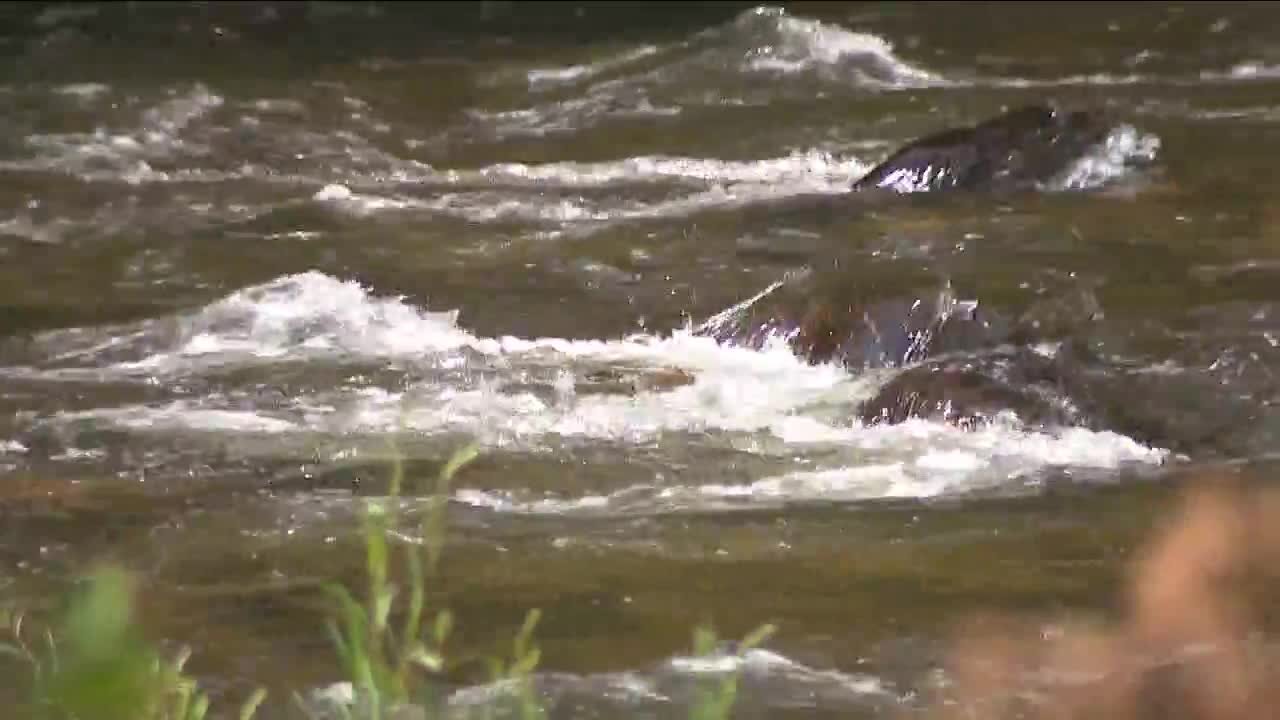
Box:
[3,2,1280,717]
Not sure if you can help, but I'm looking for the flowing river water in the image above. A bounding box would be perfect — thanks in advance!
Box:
[3,2,1280,717]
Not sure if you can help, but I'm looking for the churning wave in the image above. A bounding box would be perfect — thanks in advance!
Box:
[7,273,1169,511]
[510,6,947,95]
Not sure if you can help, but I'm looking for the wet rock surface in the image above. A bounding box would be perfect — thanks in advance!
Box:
[851,104,1113,195]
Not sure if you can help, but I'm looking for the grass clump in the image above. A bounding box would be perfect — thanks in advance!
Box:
[1,566,267,720]
[689,623,777,720]
[316,443,484,719]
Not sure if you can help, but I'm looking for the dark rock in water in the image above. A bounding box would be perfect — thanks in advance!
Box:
[716,106,1119,249]
[857,351,1080,431]
[857,339,1259,454]
[852,105,1110,194]
[1053,360,1258,458]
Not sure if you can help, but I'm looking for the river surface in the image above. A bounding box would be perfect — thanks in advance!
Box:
[2,2,1280,717]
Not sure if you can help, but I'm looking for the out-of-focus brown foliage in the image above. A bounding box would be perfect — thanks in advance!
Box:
[922,478,1280,720]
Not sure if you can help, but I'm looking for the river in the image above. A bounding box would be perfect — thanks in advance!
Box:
[2,2,1279,718]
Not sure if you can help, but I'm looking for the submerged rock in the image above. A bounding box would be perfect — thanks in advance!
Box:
[857,350,1080,431]
[856,338,1258,457]
[695,269,1007,372]
[1055,362,1258,458]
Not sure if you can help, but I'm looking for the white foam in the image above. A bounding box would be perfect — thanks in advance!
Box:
[453,488,620,515]
[124,272,473,369]
[415,192,611,224]
[477,150,867,190]
[413,151,868,227]
[455,6,950,148]
[313,183,423,215]
[743,8,944,87]
[1201,61,1280,81]
[451,419,1167,515]
[438,647,891,717]
[305,323,864,455]
[988,73,1148,89]
[143,85,224,135]
[54,83,110,99]
[69,271,841,382]
[456,90,681,142]
[526,45,662,88]
[1229,62,1280,79]
[0,440,28,455]
[65,403,299,434]
[667,648,889,699]
[292,148,868,222]
[313,183,352,201]
[51,447,107,462]
[1055,125,1161,191]
[754,421,1165,495]
[683,463,927,505]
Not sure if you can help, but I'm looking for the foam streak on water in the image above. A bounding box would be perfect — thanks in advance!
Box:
[305,647,898,719]
[10,81,870,223]
[312,150,872,225]
[345,647,894,719]
[525,45,664,89]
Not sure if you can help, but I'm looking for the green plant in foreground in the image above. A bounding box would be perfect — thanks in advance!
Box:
[689,623,777,720]
[482,608,546,720]
[1,566,266,720]
[320,443,485,719]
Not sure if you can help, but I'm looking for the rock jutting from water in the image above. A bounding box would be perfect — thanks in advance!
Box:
[852,104,1112,194]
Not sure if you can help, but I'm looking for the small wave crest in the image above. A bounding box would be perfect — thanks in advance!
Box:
[4,272,472,373]
[308,647,895,720]
[313,150,870,225]
[135,271,475,367]
[457,5,949,147]
[504,5,947,99]
[525,45,664,89]
[474,151,867,190]
[1200,61,1280,81]
[452,419,1167,516]
[737,7,944,87]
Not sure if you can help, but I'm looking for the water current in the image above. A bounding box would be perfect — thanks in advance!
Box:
[3,2,1280,717]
